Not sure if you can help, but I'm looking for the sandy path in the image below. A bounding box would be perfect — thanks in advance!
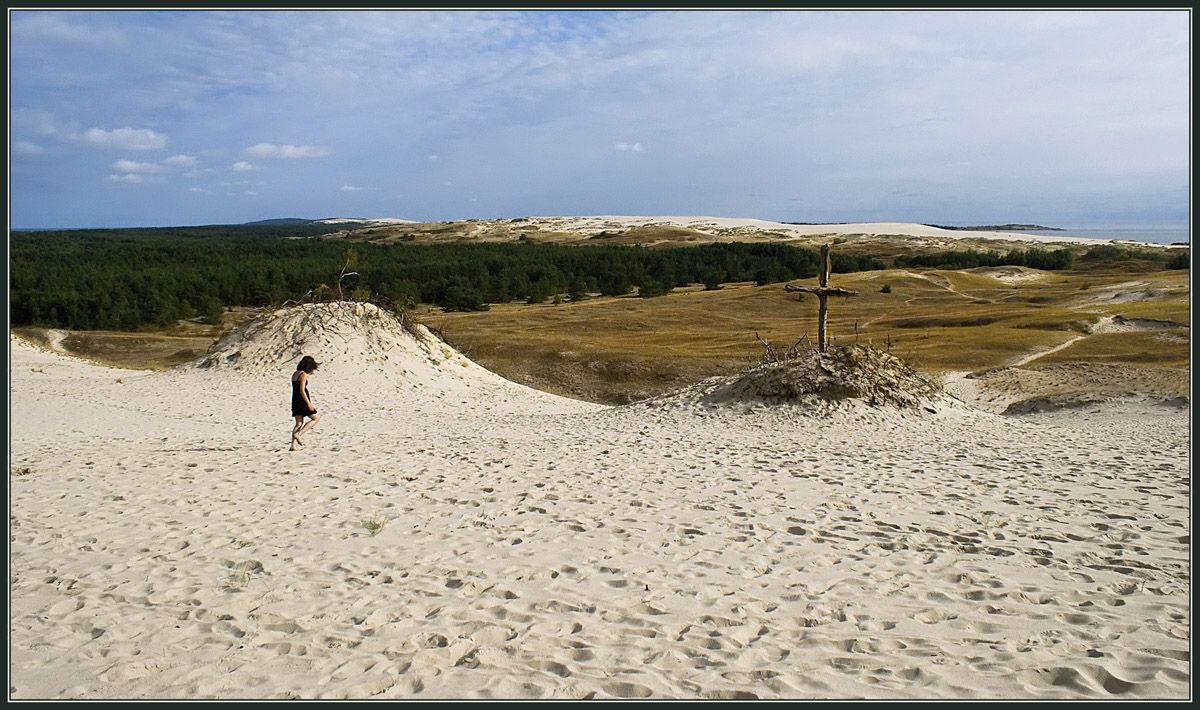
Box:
[9,335,1190,700]
[1007,335,1088,369]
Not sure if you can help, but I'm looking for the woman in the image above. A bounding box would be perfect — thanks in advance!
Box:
[290,355,321,451]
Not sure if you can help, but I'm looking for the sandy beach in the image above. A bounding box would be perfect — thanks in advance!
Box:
[9,302,1190,699]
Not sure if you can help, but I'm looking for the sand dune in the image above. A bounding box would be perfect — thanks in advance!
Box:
[8,304,1190,700]
[341,215,1157,248]
[538,216,1044,243]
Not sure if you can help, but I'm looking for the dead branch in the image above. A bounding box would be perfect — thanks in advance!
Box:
[784,284,858,297]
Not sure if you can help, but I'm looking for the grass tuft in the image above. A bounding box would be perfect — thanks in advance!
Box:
[362,514,387,537]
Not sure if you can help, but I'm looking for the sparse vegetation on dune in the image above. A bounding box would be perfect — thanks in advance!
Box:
[703,344,945,409]
[11,307,252,371]
[1032,331,1189,368]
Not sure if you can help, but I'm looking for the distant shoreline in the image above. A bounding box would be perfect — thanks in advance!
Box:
[780,222,1062,231]
[924,224,1062,232]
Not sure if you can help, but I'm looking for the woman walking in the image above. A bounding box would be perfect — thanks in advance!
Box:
[290,355,321,451]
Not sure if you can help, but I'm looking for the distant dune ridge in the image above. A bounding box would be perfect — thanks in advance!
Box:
[9,300,1190,699]
[315,216,1164,248]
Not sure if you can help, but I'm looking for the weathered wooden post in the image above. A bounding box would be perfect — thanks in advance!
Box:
[784,243,857,352]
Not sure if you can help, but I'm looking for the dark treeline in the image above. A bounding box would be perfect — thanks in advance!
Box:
[11,230,888,330]
[923,224,1059,232]
[1166,251,1190,269]
[17,222,349,241]
[895,247,1074,271]
[1082,243,1189,270]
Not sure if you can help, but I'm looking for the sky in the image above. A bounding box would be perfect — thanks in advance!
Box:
[8,9,1192,229]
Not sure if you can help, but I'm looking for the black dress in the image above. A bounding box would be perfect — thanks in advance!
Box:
[291,374,316,417]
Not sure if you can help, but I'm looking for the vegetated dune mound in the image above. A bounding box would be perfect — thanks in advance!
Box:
[1001,391,1189,416]
[197,301,436,376]
[1084,314,1187,334]
[965,361,1191,416]
[968,265,1047,282]
[193,302,557,403]
[645,344,949,412]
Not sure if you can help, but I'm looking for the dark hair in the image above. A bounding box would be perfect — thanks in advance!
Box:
[296,356,319,374]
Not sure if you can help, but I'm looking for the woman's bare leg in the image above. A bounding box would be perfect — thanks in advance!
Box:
[291,416,306,450]
[296,413,321,441]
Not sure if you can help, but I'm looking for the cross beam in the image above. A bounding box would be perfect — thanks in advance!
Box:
[783,243,857,352]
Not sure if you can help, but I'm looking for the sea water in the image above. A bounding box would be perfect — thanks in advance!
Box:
[1023,225,1189,246]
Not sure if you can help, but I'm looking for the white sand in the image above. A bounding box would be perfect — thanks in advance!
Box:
[316,218,420,225]
[528,216,1149,247]
[9,304,1190,700]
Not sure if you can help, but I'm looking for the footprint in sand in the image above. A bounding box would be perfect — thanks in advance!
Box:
[914,608,958,624]
[530,659,572,678]
[602,680,653,698]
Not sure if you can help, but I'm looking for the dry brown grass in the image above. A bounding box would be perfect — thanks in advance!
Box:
[1034,332,1189,368]
[432,267,1189,403]
[11,308,252,371]
[12,329,215,370]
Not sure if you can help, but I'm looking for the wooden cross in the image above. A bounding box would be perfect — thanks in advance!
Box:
[784,244,857,352]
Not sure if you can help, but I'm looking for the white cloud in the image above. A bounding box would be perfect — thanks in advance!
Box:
[105,155,210,184]
[615,142,645,153]
[12,12,124,46]
[188,187,205,193]
[99,155,199,183]
[231,161,255,172]
[13,141,45,157]
[428,155,440,162]
[244,142,330,159]
[163,154,198,167]
[10,109,60,137]
[112,158,161,173]
[341,184,363,191]
[81,126,166,151]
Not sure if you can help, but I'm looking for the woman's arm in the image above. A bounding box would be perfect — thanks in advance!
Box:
[300,372,315,410]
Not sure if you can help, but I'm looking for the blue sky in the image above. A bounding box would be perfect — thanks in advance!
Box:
[8,9,1191,229]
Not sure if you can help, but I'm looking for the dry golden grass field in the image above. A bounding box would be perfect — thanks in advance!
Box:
[426,265,1189,403]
